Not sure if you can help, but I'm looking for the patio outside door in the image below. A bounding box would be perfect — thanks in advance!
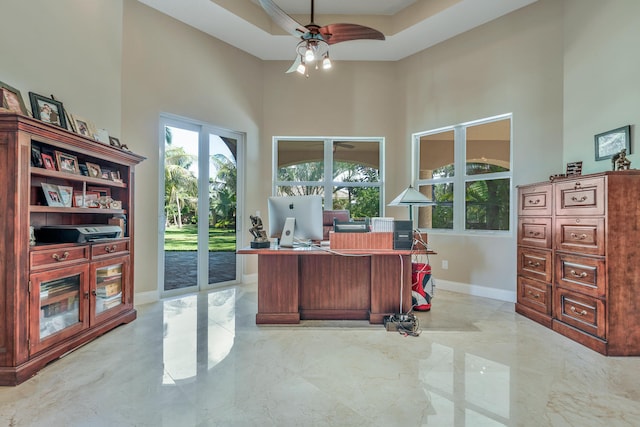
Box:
[159,115,242,296]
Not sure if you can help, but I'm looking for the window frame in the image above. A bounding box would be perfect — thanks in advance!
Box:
[272,136,385,213]
[412,114,513,234]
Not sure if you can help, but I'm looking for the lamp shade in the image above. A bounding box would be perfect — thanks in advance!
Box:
[388,185,435,207]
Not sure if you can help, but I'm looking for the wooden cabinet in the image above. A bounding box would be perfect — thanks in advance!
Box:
[515,182,554,327]
[0,113,144,385]
[516,171,640,355]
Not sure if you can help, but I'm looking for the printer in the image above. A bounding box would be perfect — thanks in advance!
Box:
[36,225,122,243]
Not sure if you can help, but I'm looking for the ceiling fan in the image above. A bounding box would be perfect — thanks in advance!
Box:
[258,0,385,76]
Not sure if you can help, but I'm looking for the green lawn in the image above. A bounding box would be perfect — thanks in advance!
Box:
[164,224,236,251]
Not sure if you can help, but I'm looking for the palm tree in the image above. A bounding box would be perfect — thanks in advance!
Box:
[165,146,197,227]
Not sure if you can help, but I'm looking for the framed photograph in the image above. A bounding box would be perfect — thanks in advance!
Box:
[28,92,67,129]
[41,183,64,207]
[31,145,43,168]
[566,161,583,176]
[78,164,89,176]
[109,136,121,148]
[71,114,95,138]
[57,185,73,207]
[41,153,56,170]
[0,81,28,115]
[87,186,111,197]
[85,162,102,178]
[73,191,86,207]
[110,171,122,182]
[84,191,101,208]
[595,125,631,161]
[55,151,79,174]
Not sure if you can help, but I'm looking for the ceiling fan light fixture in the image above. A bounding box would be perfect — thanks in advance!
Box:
[296,60,306,75]
[322,54,332,70]
[304,45,315,63]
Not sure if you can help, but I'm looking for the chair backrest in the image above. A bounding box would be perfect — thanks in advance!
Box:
[322,210,350,240]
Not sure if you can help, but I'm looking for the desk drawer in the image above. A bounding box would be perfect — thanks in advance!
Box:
[91,239,130,260]
[517,276,552,316]
[555,253,605,298]
[30,245,90,271]
[555,217,604,256]
[555,288,605,339]
[517,247,552,283]
[518,184,552,216]
[518,217,552,249]
[555,176,605,216]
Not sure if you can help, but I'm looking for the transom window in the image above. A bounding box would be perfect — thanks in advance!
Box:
[413,115,512,232]
[273,137,384,218]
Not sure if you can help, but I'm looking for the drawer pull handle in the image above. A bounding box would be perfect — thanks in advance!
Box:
[570,233,588,240]
[571,195,587,202]
[527,291,540,299]
[527,199,541,205]
[569,269,587,278]
[52,251,70,262]
[529,231,542,237]
[105,245,117,253]
[527,261,541,267]
[570,306,588,316]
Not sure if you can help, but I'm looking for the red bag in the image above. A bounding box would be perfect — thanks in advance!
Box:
[411,263,432,311]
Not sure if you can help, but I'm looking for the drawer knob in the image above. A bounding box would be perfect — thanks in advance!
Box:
[571,195,587,203]
[527,290,540,299]
[527,260,541,267]
[527,199,541,205]
[52,251,70,262]
[570,306,588,316]
[570,232,588,240]
[569,269,587,278]
[105,245,117,253]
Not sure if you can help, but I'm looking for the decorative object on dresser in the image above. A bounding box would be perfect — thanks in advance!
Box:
[594,125,630,161]
[0,112,145,385]
[28,92,67,129]
[0,81,28,115]
[516,171,640,356]
[565,161,582,176]
[612,148,631,170]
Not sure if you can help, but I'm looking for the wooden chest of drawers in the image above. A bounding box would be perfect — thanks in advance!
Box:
[516,171,640,356]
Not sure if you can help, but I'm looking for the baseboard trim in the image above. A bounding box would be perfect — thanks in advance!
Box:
[435,279,516,303]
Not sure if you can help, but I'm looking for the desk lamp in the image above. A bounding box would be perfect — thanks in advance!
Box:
[388,185,436,222]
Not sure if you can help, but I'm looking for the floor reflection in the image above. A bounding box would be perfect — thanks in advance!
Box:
[162,289,236,384]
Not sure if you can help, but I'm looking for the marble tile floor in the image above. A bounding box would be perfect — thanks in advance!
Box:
[1,283,640,427]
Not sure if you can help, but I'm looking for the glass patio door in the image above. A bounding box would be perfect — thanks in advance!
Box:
[159,115,242,296]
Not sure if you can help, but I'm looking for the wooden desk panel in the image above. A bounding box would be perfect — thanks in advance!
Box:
[255,255,300,324]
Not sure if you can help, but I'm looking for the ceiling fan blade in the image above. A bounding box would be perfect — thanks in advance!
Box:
[258,0,308,37]
[319,23,385,45]
[285,55,302,73]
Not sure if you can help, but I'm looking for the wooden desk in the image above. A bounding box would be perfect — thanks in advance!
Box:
[237,245,423,324]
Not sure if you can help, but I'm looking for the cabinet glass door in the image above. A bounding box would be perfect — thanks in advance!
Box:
[30,264,89,355]
[94,263,123,315]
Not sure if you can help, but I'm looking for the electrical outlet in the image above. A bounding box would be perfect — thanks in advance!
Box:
[442,260,448,270]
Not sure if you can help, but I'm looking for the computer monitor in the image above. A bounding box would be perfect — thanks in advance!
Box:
[268,195,323,246]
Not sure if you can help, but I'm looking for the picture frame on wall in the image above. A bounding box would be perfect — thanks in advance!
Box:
[0,81,29,115]
[28,92,67,129]
[595,125,631,161]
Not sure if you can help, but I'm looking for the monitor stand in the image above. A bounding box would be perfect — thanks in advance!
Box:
[279,217,296,248]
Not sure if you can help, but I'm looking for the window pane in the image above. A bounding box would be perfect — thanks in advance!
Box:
[333,141,380,182]
[417,183,453,230]
[278,140,324,181]
[276,185,324,197]
[333,186,380,219]
[466,119,510,176]
[419,130,454,179]
[465,178,510,230]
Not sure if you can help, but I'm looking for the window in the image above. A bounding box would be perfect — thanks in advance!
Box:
[413,115,512,232]
[273,137,383,218]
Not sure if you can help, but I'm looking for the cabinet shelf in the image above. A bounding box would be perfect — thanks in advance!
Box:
[41,289,78,306]
[30,167,127,189]
[30,205,126,215]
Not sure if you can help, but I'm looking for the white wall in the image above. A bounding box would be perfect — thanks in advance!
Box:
[0,0,123,135]
[562,0,640,173]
